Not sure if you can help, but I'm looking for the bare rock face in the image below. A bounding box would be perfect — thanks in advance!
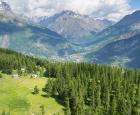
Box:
[37,10,113,42]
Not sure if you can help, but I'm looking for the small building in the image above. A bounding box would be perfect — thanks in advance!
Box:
[12,74,19,78]
[31,74,39,79]
[21,68,25,73]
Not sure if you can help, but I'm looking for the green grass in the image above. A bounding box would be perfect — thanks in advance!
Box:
[0,73,64,115]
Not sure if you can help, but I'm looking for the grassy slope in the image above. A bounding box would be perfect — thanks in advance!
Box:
[0,73,64,115]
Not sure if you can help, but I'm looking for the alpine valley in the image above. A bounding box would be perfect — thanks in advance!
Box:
[0,1,140,115]
[0,1,140,68]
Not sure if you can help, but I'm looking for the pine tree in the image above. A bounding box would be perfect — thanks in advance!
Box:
[110,96,117,115]
[65,96,71,115]
[32,85,39,95]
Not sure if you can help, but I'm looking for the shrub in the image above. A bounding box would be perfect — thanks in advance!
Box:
[32,85,39,95]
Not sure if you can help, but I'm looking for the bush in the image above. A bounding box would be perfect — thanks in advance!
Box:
[2,69,12,74]
[32,85,39,95]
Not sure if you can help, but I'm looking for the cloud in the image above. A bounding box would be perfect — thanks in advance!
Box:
[5,0,133,21]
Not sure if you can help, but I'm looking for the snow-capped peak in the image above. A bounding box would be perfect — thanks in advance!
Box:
[61,10,78,16]
[0,1,11,12]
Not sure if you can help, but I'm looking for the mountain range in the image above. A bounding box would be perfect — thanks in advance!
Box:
[0,1,82,61]
[37,10,113,44]
[0,1,140,68]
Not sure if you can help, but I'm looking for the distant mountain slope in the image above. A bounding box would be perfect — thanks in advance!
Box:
[86,10,140,52]
[0,2,81,60]
[116,10,140,27]
[85,10,140,68]
[38,10,113,44]
[87,34,140,68]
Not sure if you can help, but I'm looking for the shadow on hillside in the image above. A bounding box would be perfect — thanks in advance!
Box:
[41,92,65,107]
[41,88,66,113]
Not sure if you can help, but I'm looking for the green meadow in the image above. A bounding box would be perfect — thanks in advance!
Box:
[0,73,64,115]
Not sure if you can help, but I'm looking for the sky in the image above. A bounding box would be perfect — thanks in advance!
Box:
[130,0,140,9]
[4,0,140,21]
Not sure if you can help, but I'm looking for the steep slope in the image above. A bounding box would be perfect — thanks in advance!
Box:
[86,10,140,68]
[86,10,140,52]
[38,10,113,44]
[0,2,81,60]
[87,34,140,68]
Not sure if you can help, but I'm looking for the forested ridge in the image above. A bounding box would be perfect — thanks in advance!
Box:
[0,48,140,115]
[0,48,47,74]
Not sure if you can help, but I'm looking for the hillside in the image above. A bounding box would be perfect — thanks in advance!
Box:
[85,10,140,67]
[86,34,140,68]
[0,49,140,115]
[0,48,64,114]
[0,48,47,74]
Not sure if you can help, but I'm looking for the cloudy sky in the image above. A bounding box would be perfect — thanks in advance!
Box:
[5,0,140,21]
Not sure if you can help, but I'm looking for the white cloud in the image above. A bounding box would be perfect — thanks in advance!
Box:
[5,0,133,21]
